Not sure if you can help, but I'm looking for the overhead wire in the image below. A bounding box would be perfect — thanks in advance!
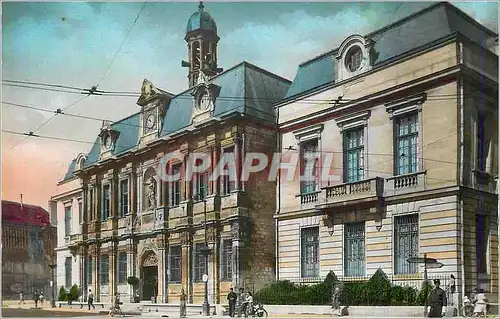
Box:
[97,1,148,87]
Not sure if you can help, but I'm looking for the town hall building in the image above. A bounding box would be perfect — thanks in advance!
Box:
[52,2,291,306]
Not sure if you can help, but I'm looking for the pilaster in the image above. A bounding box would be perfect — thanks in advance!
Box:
[180,230,192,303]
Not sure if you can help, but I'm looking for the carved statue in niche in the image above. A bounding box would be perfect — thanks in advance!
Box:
[144,176,157,209]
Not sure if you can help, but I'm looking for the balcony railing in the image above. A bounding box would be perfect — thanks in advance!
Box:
[317,177,384,208]
[385,171,426,195]
[297,191,320,205]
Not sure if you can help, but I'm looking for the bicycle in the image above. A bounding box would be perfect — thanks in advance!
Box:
[109,305,124,317]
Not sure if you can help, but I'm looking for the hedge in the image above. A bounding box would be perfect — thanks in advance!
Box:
[255,269,429,306]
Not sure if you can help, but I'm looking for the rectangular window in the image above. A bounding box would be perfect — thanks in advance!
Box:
[395,113,418,175]
[65,257,72,288]
[170,164,181,206]
[476,214,488,274]
[194,170,209,200]
[64,206,72,236]
[300,139,318,194]
[78,201,83,224]
[394,214,419,274]
[193,243,207,282]
[170,246,181,283]
[300,227,319,278]
[344,222,365,277]
[102,185,111,220]
[119,180,129,217]
[344,128,364,182]
[221,239,233,281]
[477,112,487,171]
[86,256,93,285]
[118,252,127,283]
[100,254,109,285]
[222,147,236,195]
[89,189,94,221]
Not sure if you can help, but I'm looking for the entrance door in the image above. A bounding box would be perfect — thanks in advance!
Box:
[142,266,158,301]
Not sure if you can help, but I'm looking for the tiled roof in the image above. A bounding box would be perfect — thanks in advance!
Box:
[63,61,290,175]
[2,200,50,226]
[284,2,497,100]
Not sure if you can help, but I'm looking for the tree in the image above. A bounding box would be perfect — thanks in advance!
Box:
[68,284,80,303]
[58,286,67,301]
[127,276,140,303]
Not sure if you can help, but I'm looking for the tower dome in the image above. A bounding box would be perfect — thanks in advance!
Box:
[186,2,217,35]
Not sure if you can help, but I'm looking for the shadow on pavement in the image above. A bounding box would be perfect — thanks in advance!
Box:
[1,308,99,317]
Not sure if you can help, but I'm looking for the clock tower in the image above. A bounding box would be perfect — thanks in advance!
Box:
[137,78,171,145]
[182,1,223,88]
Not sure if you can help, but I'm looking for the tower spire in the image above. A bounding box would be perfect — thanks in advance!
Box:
[199,1,204,11]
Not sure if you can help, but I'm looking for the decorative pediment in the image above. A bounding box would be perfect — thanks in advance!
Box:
[190,70,221,123]
[98,120,120,153]
[137,78,163,106]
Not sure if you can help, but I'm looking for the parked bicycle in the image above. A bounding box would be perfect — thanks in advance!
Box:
[246,303,268,318]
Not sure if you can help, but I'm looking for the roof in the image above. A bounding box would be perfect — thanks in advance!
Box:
[2,200,50,227]
[284,2,498,100]
[74,61,290,171]
[186,2,217,35]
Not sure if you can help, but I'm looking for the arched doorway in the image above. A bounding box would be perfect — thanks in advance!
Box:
[141,251,158,301]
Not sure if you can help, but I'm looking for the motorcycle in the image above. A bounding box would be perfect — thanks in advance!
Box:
[247,303,268,318]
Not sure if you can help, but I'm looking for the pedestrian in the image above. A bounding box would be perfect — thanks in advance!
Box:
[426,279,447,317]
[473,288,488,317]
[227,288,237,317]
[19,291,25,305]
[39,292,45,306]
[236,287,245,317]
[110,293,123,318]
[447,274,456,305]
[180,288,187,318]
[33,291,39,309]
[88,289,95,310]
[243,292,253,318]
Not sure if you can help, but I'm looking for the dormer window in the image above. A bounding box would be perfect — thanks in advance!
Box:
[346,46,363,72]
[334,34,374,82]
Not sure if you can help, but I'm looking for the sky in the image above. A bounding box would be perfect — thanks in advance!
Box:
[2,1,498,210]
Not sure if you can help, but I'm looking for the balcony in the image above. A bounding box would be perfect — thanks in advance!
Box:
[220,190,249,219]
[385,171,426,196]
[296,191,320,206]
[316,177,384,210]
[472,169,497,194]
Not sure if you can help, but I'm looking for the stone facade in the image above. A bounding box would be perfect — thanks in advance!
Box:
[276,2,498,304]
[52,3,290,305]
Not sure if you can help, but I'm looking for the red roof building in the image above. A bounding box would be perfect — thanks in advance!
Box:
[2,200,51,226]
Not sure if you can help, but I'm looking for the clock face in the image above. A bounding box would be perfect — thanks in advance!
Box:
[198,93,211,111]
[146,114,156,129]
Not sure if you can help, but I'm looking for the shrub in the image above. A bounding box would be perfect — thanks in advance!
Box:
[67,284,80,301]
[365,269,392,306]
[416,281,433,306]
[127,276,140,287]
[339,282,366,306]
[58,286,67,301]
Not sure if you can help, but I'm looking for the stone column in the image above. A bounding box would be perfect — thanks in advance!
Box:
[127,241,134,302]
[180,231,192,303]
[157,235,167,303]
[207,226,219,304]
[109,241,117,301]
[234,136,242,191]
[231,221,241,289]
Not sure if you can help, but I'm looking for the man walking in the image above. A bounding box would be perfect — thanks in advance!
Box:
[227,288,237,317]
[427,279,447,317]
[87,289,95,310]
[19,291,25,305]
[180,288,187,318]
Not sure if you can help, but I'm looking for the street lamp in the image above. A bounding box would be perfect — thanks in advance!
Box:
[49,259,57,308]
[194,193,211,316]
